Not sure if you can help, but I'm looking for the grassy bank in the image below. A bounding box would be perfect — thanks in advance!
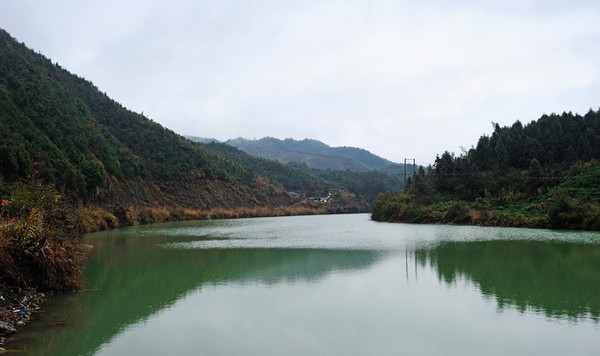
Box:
[372,191,600,230]
[73,204,337,233]
[372,160,600,231]
[0,184,87,336]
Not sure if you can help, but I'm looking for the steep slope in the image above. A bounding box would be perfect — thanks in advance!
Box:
[226,137,394,171]
[0,28,287,209]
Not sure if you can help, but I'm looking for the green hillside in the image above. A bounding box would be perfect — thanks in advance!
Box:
[373,110,600,230]
[226,137,394,171]
[0,29,260,201]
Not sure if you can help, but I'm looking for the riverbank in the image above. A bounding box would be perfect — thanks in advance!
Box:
[371,193,600,230]
[0,196,86,350]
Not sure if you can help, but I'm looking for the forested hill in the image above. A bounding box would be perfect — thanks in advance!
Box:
[188,139,405,203]
[467,112,600,172]
[373,109,600,230]
[201,141,328,193]
[226,137,394,171]
[0,28,288,209]
[432,110,600,198]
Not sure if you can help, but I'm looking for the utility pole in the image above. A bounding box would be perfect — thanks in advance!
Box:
[413,159,416,197]
[403,159,407,188]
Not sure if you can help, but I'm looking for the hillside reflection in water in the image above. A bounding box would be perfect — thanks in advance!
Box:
[7,214,600,356]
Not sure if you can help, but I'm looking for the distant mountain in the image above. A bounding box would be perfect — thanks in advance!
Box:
[200,141,328,193]
[226,137,395,171]
[188,138,405,203]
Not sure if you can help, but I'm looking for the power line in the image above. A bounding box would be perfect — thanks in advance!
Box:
[427,171,565,180]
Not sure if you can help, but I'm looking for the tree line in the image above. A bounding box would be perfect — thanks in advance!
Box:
[373,109,600,230]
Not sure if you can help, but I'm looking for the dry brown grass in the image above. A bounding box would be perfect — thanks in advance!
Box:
[0,209,85,292]
[71,205,326,227]
[75,207,120,232]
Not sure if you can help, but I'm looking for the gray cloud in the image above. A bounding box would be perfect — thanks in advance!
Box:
[1,0,600,164]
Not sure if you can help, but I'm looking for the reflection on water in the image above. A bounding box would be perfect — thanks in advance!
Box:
[6,214,600,355]
[415,240,600,321]
[10,246,381,356]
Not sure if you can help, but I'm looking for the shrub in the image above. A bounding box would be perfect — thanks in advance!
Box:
[548,191,600,230]
[443,201,472,224]
[372,194,405,221]
[0,207,85,291]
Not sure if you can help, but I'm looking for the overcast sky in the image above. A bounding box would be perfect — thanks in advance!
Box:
[1,0,599,164]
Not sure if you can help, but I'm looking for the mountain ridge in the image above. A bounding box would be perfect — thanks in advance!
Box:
[224,136,395,171]
[185,137,406,202]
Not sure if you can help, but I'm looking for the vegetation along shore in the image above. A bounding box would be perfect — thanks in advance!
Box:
[373,110,600,231]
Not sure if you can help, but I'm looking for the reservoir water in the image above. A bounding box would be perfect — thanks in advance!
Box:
[7,213,600,355]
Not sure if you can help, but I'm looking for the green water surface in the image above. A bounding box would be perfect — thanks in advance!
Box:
[6,214,600,355]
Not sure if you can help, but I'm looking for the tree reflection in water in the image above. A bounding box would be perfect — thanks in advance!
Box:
[415,240,600,321]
